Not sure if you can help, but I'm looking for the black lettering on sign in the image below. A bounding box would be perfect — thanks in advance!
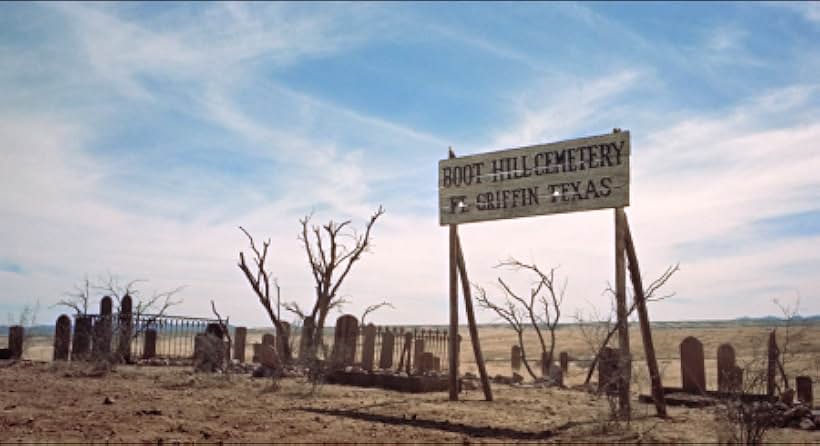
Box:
[449,195,468,214]
[600,177,612,196]
[442,167,452,187]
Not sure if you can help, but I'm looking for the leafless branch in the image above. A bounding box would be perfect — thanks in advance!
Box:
[360,301,395,326]
[583,263,679,385]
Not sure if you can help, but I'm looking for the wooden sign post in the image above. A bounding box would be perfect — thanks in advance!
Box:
[439,130,666,417]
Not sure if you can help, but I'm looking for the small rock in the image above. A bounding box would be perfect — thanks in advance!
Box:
[512,372,524,384]
[103,397,115,405]
[799,418,815,431]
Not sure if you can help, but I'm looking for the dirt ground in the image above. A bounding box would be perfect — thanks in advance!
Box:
[0,361,816,444]
[2,322,818,443]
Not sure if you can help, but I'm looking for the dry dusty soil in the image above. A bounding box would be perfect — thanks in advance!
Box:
[1,359,818,444]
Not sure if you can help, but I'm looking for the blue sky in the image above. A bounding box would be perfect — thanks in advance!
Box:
[1,2,819,327]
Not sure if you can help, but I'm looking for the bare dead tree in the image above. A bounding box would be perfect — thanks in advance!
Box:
[94,274,184,338]
[283,301,308,320]
[360,301,394,326]
[55,273,183,341]
[210,299,233,373]
[583,263,679,386]
[496,258,566,369]
[298,205,385,358]
[237,226,292,361]
[772,292,805,386]
[475,283,539,379]
[54,275,94,315]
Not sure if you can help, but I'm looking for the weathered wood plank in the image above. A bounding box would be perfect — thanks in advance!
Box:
[439,131,630,225]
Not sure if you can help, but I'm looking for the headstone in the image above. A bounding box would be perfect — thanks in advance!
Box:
[717,343,736,392]
[260,343,281,369]
[330,314,359,369]
[379,330,395,369]
[796,376,813,408]
[767,331,778,397]
[547,363,564,386]
[72,315,93,361]
[680,336,706,394]
[117,295,133,363]
[413,338,425,373]
[8,325,24,360]
[511,345,521,371]
[194,333,224,372]
[93,297,113,359]
[361,324,376,372]
[433,356,441,372]
[262,333,276,348]
[560,351,569,374]
[233,327,247,363]
[142,328,157,359]
[598,347,620,395]
[100,296,112,315]
[399,332,413,375]
[420,352,434,374]
[298,316,315,361]
[53,315,72,361]
[276,321,291,362]
[252,343,262,363]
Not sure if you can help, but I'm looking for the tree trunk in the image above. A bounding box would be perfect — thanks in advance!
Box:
[518,331,538,380]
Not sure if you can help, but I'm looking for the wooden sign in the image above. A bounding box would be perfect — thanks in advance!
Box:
[439,131,630,225]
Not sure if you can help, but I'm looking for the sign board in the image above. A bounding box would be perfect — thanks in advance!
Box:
[439,131,630,225]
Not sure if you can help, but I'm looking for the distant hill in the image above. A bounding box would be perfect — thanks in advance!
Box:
[734,314,820,322]
[2,315,818,336]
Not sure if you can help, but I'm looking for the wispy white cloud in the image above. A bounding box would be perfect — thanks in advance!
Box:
[1,2,818,326]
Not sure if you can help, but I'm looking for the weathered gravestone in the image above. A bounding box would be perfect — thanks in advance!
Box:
[796,376,813,407]
[92,297,113,360]
[262,333,276,347]
[72,315,93,361]
[253,333,275,363]
[361,324,376,372]
[142,328,157,359]
[717,343,737,392]
[414,336,426,373]
[433,356,441,372]
[331,315,359,369]
[8,325,24,360]
[767,331,779,397]
[420,352,434,374]
[260,343,281,369]
[117,295,133,362]
[298,316,314,361]
[560,351,569,374]
[233,327,247,363]
[194,333,224,372]
[511,345,521,371]
[53,315,72,361]
[277,321,291,363]
[598,347,620,395]
[542,352,563,386]
[680,336,706,394]
[252,343,262,363]
[379,329,395,369]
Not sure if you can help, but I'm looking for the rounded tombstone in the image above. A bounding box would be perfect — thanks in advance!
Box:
[680,336,706,394]
[100,296,113,316]
[53,314,72,361]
